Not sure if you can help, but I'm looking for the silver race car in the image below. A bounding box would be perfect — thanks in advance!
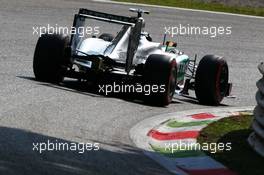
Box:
[33,8,232,106]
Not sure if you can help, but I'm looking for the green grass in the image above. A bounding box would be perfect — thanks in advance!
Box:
[167,119,213,128]
[197,114,264,175]
[115,0,264,17]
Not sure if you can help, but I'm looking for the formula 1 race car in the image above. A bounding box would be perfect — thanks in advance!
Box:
[33,8,232,106]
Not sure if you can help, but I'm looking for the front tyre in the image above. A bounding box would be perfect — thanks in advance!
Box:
[33,33,70,83]
[195,55,229,105]
[144,54,177,106]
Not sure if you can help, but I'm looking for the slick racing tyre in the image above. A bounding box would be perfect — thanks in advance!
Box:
[98,33,114,42]
[195,55,229,105]
[144,54,177,106]
[33,33,70,83]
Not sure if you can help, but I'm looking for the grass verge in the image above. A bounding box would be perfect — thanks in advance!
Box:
[197,114,264,175]
[115,0,264,17]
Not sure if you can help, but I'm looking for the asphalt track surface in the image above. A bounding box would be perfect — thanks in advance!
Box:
[0,0,263,174]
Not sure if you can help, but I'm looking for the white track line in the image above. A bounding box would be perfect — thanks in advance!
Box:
[93,0,264,19]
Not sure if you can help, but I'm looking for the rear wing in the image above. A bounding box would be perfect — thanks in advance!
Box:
[70,8,144,73]
[78,8,137,26]
[70,8,138,54]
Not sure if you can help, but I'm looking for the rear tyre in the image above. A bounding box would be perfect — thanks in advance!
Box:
[33,33,70,83]
[144,54,177,106]
[195,55,229,105]
[98,33,114,42]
